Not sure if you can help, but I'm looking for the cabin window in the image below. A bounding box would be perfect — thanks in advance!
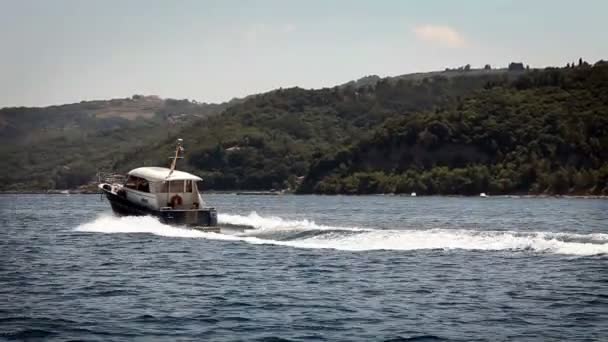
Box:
[159,180,185,193]
[185,180,193,193]
[124,176,150,193]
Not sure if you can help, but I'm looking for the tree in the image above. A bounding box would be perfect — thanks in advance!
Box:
[418,129,439,149]
[508,62,525,71]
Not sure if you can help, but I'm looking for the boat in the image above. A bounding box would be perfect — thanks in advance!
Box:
[98,139,218,229]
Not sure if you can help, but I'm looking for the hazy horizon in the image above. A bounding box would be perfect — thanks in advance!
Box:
[2,0,607,108]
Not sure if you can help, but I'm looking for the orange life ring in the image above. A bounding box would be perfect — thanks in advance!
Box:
[170,194,183,208]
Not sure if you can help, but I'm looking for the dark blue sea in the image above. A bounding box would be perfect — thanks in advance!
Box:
[1,194,607,341]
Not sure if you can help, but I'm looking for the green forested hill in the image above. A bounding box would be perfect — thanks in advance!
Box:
[2,62,607,195]
[0,96,229,190]
[118,68,516,190]
[300,62,608,195]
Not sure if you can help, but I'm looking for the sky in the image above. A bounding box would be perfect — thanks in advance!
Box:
[1,0,607,107]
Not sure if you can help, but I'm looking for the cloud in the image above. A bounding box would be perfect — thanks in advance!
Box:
[413,24,466,48]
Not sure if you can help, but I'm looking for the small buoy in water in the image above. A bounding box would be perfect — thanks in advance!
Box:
[480,192,488,198]
[411,192,417,197]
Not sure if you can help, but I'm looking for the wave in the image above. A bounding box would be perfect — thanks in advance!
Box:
[76,215,241,242]
[75,212,608,256]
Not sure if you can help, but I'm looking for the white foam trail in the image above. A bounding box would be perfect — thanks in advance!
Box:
[218,212,608,256]
[218,212,367,232]
[76,215,238,241]
[275,229,608,255]
[75,213,608,256]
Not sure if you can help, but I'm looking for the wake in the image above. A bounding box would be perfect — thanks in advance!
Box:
[75,212,608,256]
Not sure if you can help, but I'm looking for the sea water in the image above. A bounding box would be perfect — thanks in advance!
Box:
[1,194,607,341]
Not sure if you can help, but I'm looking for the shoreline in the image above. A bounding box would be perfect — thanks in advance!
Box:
[0,190,606,199]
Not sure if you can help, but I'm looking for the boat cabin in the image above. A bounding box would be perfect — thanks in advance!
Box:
[121,167,205,211]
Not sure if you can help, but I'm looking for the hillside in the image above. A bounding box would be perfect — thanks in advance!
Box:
[0,95,228,143]
[300,62,608,195]
[0,96,230,190]
[113,67,535,191]
[2,62,607,195]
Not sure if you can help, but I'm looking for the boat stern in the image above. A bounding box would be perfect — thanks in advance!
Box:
[159,207,218,227]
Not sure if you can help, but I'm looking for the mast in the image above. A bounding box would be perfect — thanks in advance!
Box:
[167,138,184,177]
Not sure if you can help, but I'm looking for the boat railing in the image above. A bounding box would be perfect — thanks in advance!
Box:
[97,171,126,185]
